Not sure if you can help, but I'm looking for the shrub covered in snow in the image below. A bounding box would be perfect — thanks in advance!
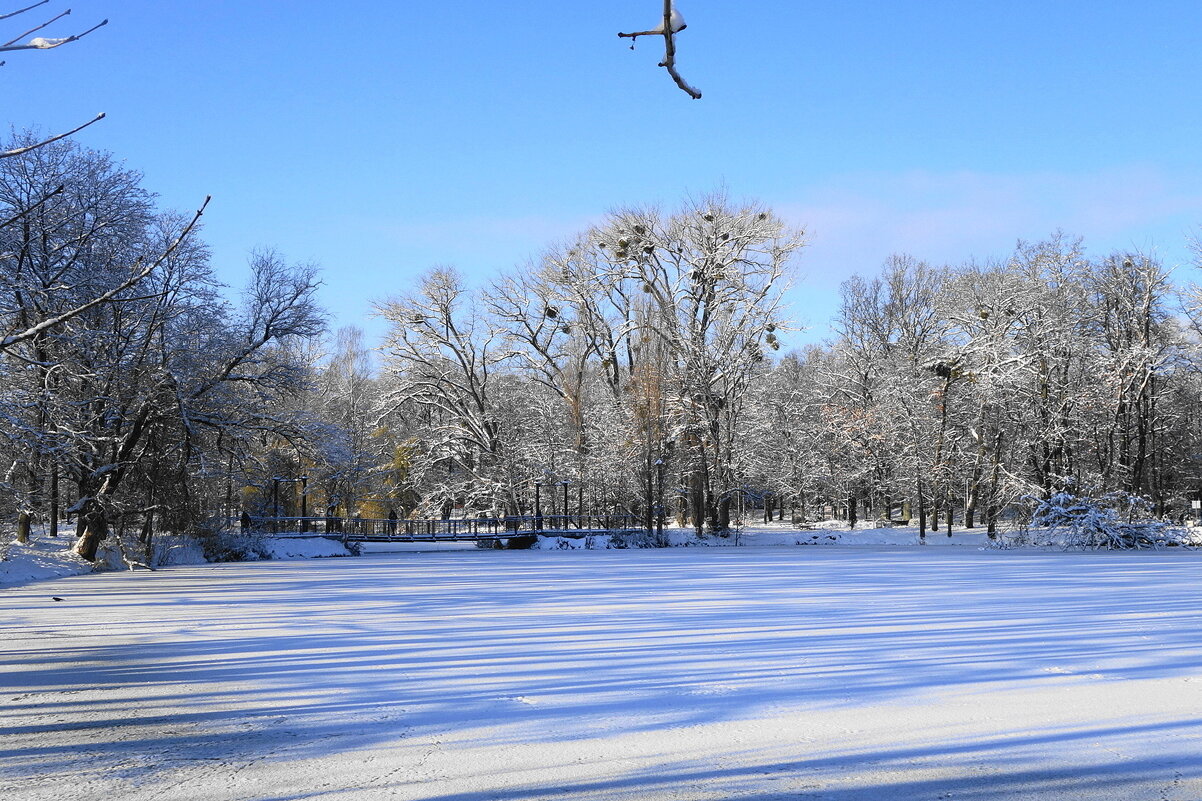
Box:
[1022,491,1188,549]
[194,526,356,561]
[193,523,269,562]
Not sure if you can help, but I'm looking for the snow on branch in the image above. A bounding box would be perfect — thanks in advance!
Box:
[0,181,62,228]
[0,7,107,52]
[0,4,109,156]
[0,112,104,159]
[0,194,210,352]
[618,1,701,99]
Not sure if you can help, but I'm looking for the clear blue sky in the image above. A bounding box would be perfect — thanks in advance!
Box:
[7,1,1202,349]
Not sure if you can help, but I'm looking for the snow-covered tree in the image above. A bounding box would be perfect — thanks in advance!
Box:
[0,138,323,560]
[377,268,533,516]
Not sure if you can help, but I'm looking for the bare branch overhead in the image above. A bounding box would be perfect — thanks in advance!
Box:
[0,1,51,22]
[0,112,104,159]
[0,194,211,352]
[0,4,109,154]
[0,10,106,52]
[618,1,701,99]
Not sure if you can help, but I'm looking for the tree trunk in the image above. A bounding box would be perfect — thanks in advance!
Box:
[74,508,108,562]
[16,511,31,544]
[916,474,927,541]
[716,495,731,533]
[985,429,1005,540]
[645,466,654,534]
[49,465,59,538]
[141,509,154,546]
[690,468,705,537]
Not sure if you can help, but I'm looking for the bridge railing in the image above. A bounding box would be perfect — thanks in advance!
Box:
[244,514,643,539]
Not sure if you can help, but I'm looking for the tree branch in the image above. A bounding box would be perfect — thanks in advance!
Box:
[0,182,62,228]
[0,195,211,352]
[0,1,50,22]
[0,15,106,51]
[656,0,701,99]
[1,6,68,47]
[0,112,105,160]
[618,1,701,99]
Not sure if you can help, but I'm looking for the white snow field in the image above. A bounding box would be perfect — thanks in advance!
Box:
[3,548,1202,801]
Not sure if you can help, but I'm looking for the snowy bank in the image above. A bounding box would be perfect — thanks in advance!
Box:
[259,535,354,560]
[1,532,352,591]
[534,520,1201,550]
[0,538,93,588]
[535,522,1000,549]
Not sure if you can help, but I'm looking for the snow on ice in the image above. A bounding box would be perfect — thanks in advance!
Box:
[2,545,1202,800]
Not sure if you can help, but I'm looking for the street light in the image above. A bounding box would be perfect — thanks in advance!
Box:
[300,475,308,532]
[560,480,570,530]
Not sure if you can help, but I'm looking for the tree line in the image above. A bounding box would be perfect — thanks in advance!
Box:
[5,135,1201,560]
[372,211,1202,541]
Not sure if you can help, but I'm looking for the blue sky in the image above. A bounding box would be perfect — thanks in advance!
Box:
[7,1,1202,349]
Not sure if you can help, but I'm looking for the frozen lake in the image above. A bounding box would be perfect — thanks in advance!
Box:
[3,547,1202,800]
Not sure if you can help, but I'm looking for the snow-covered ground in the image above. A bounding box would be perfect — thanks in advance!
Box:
[3,547,1202,800]
[3,520,1189,591]
[259,535,354,560]
[0,537,92,588]
[0,532,355,590]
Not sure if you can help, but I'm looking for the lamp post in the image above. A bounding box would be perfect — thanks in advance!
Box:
[300,475,309,533]
[271,477,280,535]
[561,480,570,529]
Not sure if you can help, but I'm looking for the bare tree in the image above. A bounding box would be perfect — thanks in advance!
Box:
[592,197,802,533]
[67,247,324,561]
[0,135,210,353]
[377,268,528,516]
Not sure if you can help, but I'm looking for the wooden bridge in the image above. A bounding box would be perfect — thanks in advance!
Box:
[246,514,646,543]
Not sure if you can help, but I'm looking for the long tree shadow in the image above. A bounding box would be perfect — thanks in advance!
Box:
[2,548,1201,794]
